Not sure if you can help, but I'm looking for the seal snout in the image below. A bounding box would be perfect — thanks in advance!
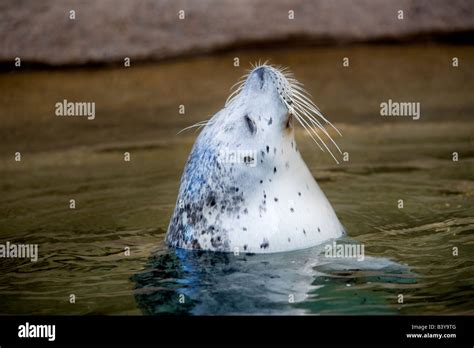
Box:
[249,66,267,89]
[254,66,265,81]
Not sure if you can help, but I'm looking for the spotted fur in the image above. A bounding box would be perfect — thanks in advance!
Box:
[166,64,346,253]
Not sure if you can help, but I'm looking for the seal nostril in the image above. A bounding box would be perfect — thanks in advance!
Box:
[254,67,265,81]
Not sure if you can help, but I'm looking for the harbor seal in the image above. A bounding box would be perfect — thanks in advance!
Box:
[166,64,346,253]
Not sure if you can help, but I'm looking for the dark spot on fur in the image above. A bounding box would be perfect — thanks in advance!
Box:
[298,192,301,196]
[274,197,278,202]
[243,227,247,231]
[207,195,216,207]
[192,239,201,249]
[290,208,294,212]
[318,227,321,233]
[244,245,248,251]
[260,180,263,184]
[260,239,269,249]
[266,145,269,153]
[274,167,277,174]
[268,117,272,125]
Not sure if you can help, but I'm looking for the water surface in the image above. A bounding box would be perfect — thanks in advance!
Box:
[0,44,473,315]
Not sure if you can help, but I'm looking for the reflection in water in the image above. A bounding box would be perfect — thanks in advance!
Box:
[132,240,415,315]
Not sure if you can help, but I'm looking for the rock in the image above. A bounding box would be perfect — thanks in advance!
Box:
[0,0,473,66]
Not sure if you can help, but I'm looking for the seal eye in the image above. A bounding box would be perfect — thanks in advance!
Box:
[286,114,293,129]
[244,115,257,135]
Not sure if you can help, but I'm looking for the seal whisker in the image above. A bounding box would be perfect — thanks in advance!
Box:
[290,91,340,137]
[290,96,342,154]
[291,111,325,152]
[289,97,341,163]
[290,90,342,138]
[304,113,343,154]
[229,77,247,91]
[289,83,314,98]
[295,111,340,164]
[291,91,342,137]
[226,73,250,106]
[225,87,243,106]
[177,119,214,134]
[226,82,246,105]
[294,110,330,154]
[290,90,325,119]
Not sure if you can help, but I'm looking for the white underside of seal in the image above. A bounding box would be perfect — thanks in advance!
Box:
[193,137,344,253]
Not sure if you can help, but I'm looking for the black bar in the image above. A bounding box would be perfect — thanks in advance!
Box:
[0,316,472,346]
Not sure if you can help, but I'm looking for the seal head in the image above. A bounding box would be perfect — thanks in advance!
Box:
[166,64,345,253]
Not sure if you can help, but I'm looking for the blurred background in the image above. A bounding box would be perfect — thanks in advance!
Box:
[1,0,473,65]
[0,0,473,154]
[0,0,473,315]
